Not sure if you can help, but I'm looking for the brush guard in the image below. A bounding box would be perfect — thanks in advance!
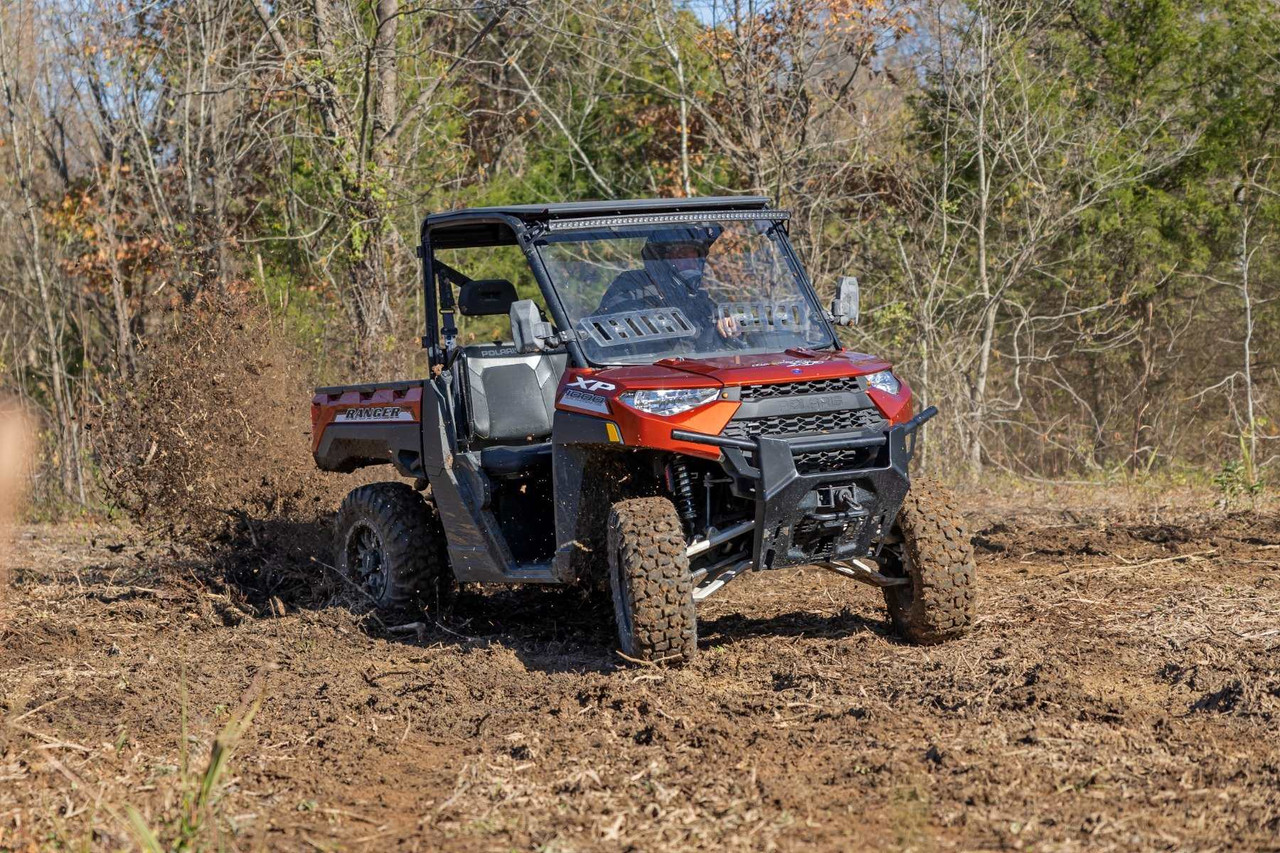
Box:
[673,406,937,578]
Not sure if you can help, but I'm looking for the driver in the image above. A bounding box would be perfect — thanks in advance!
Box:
[596,230,740,339]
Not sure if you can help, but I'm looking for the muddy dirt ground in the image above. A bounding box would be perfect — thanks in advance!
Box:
[1,486,1278,851]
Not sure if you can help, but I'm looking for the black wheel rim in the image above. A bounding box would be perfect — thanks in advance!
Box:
[347,523,387,600]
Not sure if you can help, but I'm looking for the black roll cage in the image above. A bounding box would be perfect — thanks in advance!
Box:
[416,196,832,372]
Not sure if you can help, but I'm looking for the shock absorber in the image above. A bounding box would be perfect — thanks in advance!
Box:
[668,459,697,531]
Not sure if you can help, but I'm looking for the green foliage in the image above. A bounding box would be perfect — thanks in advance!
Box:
[1213,459,1264,505]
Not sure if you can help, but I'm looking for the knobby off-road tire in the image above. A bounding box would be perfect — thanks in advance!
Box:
[607,497,697,665]
[334,482,454,614]
[882,479,976,643]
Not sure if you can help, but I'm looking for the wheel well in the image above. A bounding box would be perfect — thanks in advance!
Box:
[554,446,668,586]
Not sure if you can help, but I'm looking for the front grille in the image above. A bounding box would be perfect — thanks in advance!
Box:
[738,376,863,400]
[795,447,878,474]
[721,406,886,441]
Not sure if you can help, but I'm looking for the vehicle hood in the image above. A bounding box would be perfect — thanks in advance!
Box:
[591,348,892,389]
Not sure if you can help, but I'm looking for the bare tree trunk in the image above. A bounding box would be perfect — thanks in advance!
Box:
[1238,189,1258,484]
[0,30,84,504]
[650,0,691,196]
[343,0,402,362]
[103,149,134,371]
[968,10,995,477]
[373,0,399,171]
[1131,299,1155,474]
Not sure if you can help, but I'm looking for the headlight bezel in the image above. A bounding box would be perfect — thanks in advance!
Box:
[618,387,720,417]
[865,370,901,396]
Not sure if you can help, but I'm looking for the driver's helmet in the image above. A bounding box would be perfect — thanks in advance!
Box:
[641,228,714,290]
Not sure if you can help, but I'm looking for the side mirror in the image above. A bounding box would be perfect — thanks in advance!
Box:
[510,299,555,353]
[831,276,860,326]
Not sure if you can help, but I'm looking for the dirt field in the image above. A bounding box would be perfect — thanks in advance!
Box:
[2,486,1278,851]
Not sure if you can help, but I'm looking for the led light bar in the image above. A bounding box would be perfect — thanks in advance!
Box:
[547,209,791,231]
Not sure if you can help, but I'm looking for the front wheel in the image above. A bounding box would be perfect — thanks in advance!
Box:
[880,479,976,643]
[334,482,454,614]
[606,497,697,664]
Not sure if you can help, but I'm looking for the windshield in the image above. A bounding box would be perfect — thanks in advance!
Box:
[535,219,837,365]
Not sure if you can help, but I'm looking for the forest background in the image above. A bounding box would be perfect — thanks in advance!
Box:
[1,0,1277,513]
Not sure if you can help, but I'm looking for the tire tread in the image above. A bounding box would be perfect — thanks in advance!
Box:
[608,497,696,664]
[884,479,976,643]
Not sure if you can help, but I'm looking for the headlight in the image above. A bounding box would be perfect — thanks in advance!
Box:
[865,370,901,395]
[619,387,719,416]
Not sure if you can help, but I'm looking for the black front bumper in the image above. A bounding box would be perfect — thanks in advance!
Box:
[674,406,937,570]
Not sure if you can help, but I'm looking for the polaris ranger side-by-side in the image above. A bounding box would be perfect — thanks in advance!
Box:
[311,197,975,663]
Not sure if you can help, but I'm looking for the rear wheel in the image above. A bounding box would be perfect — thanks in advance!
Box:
[607,497,697,664]
[334,482,454,614]
[880,479,975,643]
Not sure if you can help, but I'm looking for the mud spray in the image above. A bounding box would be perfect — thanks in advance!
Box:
[94,295,361,604]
